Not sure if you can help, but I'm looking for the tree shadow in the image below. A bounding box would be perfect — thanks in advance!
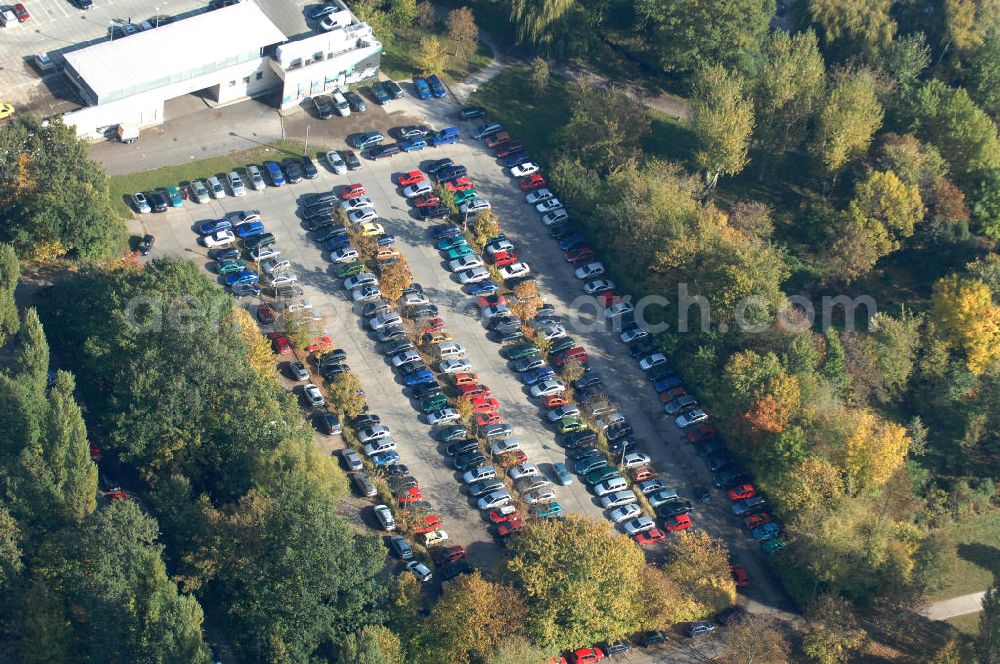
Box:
[860,609,958,663]
[957,542,1000,582]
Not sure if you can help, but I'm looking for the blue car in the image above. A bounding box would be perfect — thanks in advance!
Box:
[559,234,586,251]
[426,74,447,98]
[437,236,468,251]
[263,160,285,186]
[467,280,498,296]
[553,463,573,486]
[199,218,232,235]
[376,234,395,247]
[371,450,401,466]
[235,221,265,238]
[654,376,684,392]
[224,270,259,287]
[431,224,462,240]
[405,369,435,385]
[521,367,555,385]
[414,78,432,100]
[325,235,353,251]
[500,152,532,168]
[400,137,428,152]
[752,523,781,541]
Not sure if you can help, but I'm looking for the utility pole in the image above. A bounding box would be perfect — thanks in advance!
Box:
[304,125,311,156]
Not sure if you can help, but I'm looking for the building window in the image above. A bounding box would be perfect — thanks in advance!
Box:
[243,76,250,84]
[314,51,324,62]
[256,71,263,80]
[229,80,236,87]
[289,58,302,70]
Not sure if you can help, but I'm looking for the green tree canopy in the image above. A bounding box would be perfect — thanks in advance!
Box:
[691,64,755,186]
[809,72,884,179]
[805,0,896,61]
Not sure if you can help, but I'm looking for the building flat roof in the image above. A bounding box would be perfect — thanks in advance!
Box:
[63,2,287,99]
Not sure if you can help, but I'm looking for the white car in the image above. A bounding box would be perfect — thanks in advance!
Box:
[250,245,280,261]
[600,490,638,509]
[536,325,567,340]
[227,171,247,196]
[260,257,291,275]
[622,452,651,469]
[427,408,461,425]
[391,350,422,367]
[525,188,553,204]
[403,182,433,198]
[510,162,539,177]
[206,175,226,199]
[326,150,348,174]
[460,199,491,215]
[647,490,680,508]
[285,299,313,313]
[330,247,359,263]
[353,285,382,302]
[459,267,491,284]
[436,342,466,358]
[530,379,565,397]
[675,409,708,428]
[202,230,235,247]
[374,504,396,531]
[266,272,298,288]
[449,255,484,273]
[499,263,530,280]
[621,327,649,344]
[535,199,564,213]
[608,503,642,523]
[462,465,498,484]
[406,560,433,582]
[542,209,569,225]
[583,279,615,295]
[133,192,151,214]
[488,438,521,456]
[604,301,634,319]
[514,477,550,493]
[344,273,379,290]
[363,439,397,456]
[508,463,539,480]
[369,312,402,330]
[547,405,580,422]
[438,359,473,374]
[575,262,606,280]
[477,489,512,511]
[341,196,374,211]
[523,487,556,505]
[303,383,325,407]
[639,353,667,371]
[623,516,656,535]
[402,291,430,305]
[246,165,266,190]
[481,304,510,318]
[357,425,391,443]
[349,208,379,224]
[421,530,449,547]
[485,239,514,255]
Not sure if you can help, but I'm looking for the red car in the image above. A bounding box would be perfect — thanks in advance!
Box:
[413,515,443,533]
[397,486,424,504]
[687,424,717,443]
[13,2,30,21]
[731,565,750,587]
[496,449,528,467]
[341,183,366,199]
[495,141,524,158]
[398,170,424,186]
[497,516,525,537]
[659,387,688,404]
[431,545,467,566]
[742,512,773,530]
[89,445,102,461]
[664,514,692,532]
[565,246,595,263]
[257,304,275,325]
[491,251,518,267]
[553,347,587,366]
[478,293,507,308]
[270,333,291,354]
[105,487,129,502]
[630,467,656,482]
[728,484,756,501]
[489,506,519,523]
[306,335,333,352]
[414,193,441,208]
[471,396,501,413]
[598,291,622,307]
[484,131,510,148]
[635,528,667,546]
[452,372,479,386]
[475,412,503,427]
[458,383,491,400]
[569,647,605,664]
[422,318,446,334]
[520,173,546,191]
[544,395,570,409]
[443,177,474,192]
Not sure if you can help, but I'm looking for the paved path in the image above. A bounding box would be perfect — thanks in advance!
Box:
[920,592,987,620]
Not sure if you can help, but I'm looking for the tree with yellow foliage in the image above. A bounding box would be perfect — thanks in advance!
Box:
[848,170,924,252]
[931,273,1000,374]
[662,531,737,617]
[833,408,910,493]
[232,307,276,380]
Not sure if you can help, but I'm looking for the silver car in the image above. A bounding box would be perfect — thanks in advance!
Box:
[206,175,226,199]
[227,171,247,196]
[246,165,266,191]
[326,150,348,174]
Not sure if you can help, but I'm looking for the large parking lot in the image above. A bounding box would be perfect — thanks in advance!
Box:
[128,86,794,622]
[1,0,314,114]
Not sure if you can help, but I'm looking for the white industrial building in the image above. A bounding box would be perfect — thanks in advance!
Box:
[61,0,381,139]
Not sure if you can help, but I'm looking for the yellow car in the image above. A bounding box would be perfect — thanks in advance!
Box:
[0,103,14,121]
[358,222,385,237]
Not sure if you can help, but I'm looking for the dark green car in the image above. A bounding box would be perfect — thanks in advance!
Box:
[585,466,622,486]
[548,337,577,354]
[504,344,540,360]
[420,394,449,413]
[334,261,365,278]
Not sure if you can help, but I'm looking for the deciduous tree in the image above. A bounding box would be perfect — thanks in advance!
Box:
[415,1,435,29]
[809,72,884,180]
[447,7,478,57]
[802,594,866,663]
[883,32,931,88]
[978,580,1000,664]
[378,254,412,305]
[662,531,737,616]
[415,36,448,76]
[806,0,896,61]
[509,0,589,57]
[848,169,924,252]
[0,242,19,344]
[691,65,755,187]
[233,307,276,380]
[721,613,792,664]
[559,83,651,176]
[931,273,1000,374]
[326,372,369,419]
[529,57,550,98]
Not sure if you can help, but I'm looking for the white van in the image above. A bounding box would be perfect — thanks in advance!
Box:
[331,90,351,117]
[436,342,466,359]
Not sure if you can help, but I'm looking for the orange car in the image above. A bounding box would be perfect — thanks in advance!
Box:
[630,466,656,482]
[543,395,570,409]
[659,387,688,404]
[484,131,510,148]
[443,176,474,192]
[306,335,333,352]
[452,372,479,386]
